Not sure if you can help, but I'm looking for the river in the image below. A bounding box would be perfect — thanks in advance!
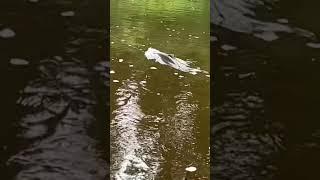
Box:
[1,0,108,179]
[212,0,320,179]
[111,0,210,179]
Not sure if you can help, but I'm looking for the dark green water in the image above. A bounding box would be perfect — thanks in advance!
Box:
[0,0,108,179]
[212,0,320,179]
[111,0,210,179]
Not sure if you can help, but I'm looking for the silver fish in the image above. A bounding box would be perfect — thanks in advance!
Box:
[144,47,206,75]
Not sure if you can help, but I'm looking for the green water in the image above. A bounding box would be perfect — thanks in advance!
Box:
[110,0,210,179]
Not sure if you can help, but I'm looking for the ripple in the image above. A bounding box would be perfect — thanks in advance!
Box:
[211,0,320,179]
[8,58,107,179]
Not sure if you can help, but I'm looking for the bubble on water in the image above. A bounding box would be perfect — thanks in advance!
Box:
[150,67,157,70]
[129,65,133,67]
[179,75,184,78]
[185,167,197,172]
[156,93,160,95]
[10,58,29,66]
[113,80,120,83]
[0,28,15,38]
[121,39,125,42]
[174,73,178,75]
[118,59,124,62]
[194,36,199,39]
[206,74,210,78]
[60,11,75,17]
[169,34,172,37]
[166,28,170,31]
[110,70,115,74]
[111,42,114,44]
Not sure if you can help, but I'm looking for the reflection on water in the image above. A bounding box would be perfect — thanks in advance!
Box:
[212,0,320,179]
[0,0,108,179]
[111,80,160,179]
[111,0,210,179]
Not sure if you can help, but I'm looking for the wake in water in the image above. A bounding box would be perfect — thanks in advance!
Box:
[144,48,209,75]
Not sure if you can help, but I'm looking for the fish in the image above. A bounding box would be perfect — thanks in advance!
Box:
[144,47,207,75]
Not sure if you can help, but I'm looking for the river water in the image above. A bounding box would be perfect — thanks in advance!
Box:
[212,0,320,179]
[111,0,210,179]
[4,0,319,179]
[1,0,108,179]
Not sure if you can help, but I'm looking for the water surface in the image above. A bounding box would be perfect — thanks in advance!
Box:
[111,0,210,179]
[0,0,108,179]
[211,0,320,179]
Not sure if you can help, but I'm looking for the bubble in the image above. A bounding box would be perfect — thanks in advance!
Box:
[10,58,29,66]
[185,167,197,172]
[60,11,75,17]
[0,28,15,38]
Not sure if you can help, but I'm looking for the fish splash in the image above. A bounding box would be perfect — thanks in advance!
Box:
[144,48,208,75]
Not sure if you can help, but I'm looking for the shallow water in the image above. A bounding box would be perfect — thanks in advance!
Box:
[212,0,320,179]
[111,0,210,179]
[0,0,108,179]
